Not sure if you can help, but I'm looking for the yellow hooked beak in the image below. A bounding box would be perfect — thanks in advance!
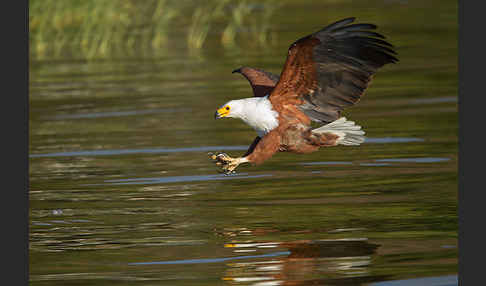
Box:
[214,106,230,119]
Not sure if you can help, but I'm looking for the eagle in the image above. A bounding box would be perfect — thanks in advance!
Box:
[211,17,398,174]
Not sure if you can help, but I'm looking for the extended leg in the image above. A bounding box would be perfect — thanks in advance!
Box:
[209,137,260,174]
[244,136,261,157]
[210,131,280,174]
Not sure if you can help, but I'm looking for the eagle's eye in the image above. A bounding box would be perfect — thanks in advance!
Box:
[225,106,230,111]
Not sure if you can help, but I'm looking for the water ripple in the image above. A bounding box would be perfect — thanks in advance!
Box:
[30,146,248,158]
[29,137,424,158]
[375,157,450,163]
[369,274,457,286]
[90,173,272,186]
[129,251,291,265]
[46,108,191,120]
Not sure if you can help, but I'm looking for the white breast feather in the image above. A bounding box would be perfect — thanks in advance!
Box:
[235,96,279,137]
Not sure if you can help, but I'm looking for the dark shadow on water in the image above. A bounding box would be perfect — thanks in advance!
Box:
[281,238,379,258]
[221,239,457,285]
[130,238,392,285]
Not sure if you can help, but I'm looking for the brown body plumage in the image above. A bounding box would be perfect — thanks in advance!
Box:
[212,17,398,174]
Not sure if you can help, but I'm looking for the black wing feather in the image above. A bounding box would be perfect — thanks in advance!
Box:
[321,17,356,32]
[298,18,398,123]
[332,23,378,33]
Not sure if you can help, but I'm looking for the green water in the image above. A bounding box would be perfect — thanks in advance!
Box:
[29,0,458,285]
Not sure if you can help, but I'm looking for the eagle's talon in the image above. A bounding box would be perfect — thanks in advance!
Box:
[216,153,230,160]
[208,152,220,161]
[209,152,242,173]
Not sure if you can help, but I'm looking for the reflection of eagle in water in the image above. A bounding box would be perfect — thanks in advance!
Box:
[211,17,398,174]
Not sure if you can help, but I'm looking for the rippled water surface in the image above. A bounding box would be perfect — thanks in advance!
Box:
[30,0,458,285]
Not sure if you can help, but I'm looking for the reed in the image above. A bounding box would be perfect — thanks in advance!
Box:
[29,0,281,60]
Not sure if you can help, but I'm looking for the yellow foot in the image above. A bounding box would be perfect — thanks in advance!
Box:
[208,152,247,175]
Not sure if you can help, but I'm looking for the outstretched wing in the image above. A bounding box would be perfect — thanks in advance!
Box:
[269,17,398,123]
[232,66,280,98]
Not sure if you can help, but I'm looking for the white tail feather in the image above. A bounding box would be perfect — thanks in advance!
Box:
[312,117,365,146]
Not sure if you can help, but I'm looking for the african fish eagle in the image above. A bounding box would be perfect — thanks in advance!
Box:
[211,17,398,174]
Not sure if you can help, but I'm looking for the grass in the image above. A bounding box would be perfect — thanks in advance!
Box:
[29,0,282,60]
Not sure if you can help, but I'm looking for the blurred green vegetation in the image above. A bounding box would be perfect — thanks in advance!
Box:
[29,0,282,60]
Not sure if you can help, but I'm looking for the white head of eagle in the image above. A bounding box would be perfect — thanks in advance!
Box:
[215,96,279,137]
